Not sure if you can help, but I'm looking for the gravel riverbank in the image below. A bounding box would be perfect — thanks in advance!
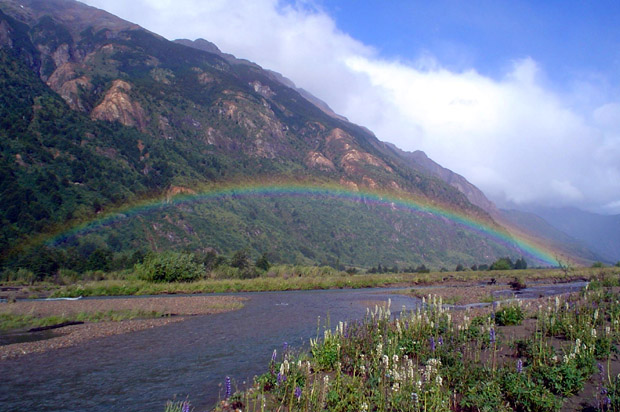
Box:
[0,295,245,360]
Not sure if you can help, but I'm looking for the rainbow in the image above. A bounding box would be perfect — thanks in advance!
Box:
[38,181,559,266]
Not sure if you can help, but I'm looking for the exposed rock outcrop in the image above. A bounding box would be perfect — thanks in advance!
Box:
[91,80,147,131]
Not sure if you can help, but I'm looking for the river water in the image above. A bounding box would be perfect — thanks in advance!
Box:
[0,288,419,411]
[0,282,586,411]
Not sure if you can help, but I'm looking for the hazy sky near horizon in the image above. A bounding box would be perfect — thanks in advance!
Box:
[80,0,620,214]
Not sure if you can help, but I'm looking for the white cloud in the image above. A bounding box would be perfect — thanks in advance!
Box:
[81,0,620,213]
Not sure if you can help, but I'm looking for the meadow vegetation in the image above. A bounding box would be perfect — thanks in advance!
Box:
[200,272,620,412]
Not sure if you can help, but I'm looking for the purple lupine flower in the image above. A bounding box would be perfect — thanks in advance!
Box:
[225,376,231,399]
[598,363,605,374]
[271,349,277,363]
[283,342,288,352]
[182,401,190,412]
[277,372,286,385]
[438,336,443,346]
[489,328,496,344]
[429,336,435,352]
[294,386,302,400]
[517,359,523,373]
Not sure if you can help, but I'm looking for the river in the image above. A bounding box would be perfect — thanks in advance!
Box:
[0,282,587,411]
[0,288,419,411]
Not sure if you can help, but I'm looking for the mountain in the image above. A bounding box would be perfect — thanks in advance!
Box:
[529,207,620,263]
[381,143,499,215]
[0,0,552,271]
[380,144,605,265]
[498,209,603,263]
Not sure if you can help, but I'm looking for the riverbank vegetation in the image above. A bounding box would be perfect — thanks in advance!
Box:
[0,309,166,331]
[204,272,620,412]
[0,296,245,333]
[1,264,618,299]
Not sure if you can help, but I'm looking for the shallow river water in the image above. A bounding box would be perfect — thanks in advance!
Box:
[0,288,419,411]
[0,282,586,411]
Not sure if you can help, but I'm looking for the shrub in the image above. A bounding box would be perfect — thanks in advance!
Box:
[500,371,563,411]
[135,251,204,282]
[495,305,525,326]
[460,380,511,412]
[530,361,584,396]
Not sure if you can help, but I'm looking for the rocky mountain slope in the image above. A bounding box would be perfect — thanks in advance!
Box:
[0,0,569,270]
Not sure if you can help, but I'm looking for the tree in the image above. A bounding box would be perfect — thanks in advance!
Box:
[555,255,573,278]
[415,264,430,274]
[85,248,112,272]
[231,249,251,270]
[514,257,528,270]
[455,263,464,272]
[255,253,270,271]
[490,257,514,271]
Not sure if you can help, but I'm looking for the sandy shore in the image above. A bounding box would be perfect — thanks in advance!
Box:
[0,295,245,360]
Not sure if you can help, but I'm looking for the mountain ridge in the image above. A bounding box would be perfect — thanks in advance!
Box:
[0,0,585,270]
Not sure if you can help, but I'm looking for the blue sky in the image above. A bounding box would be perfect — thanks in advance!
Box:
[81,0,620,214]
[323,1,620,83]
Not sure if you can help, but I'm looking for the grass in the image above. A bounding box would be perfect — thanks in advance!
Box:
[0,309,168,331]
[184,271,620,412]
[42,266,619,298]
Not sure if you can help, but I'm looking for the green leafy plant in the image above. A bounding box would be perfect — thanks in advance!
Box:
[495,305,525,326]
[134,251,204,282]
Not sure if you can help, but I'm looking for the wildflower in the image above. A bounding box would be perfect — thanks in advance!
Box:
[592,328,597,338]
[294,386,302,401]
[277,372,286,385]
[430,336,436,352]
[489,328,496,344]
[517,359,523,373]
[382,354,389,368]
[225,376,232,399]
[271,349,277,363]
[360,402,369,412]
[438,336,443,346]
[411,392,419,404]
[182,401,190,412]
[436,375,443,386]
[283,341,288,352]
